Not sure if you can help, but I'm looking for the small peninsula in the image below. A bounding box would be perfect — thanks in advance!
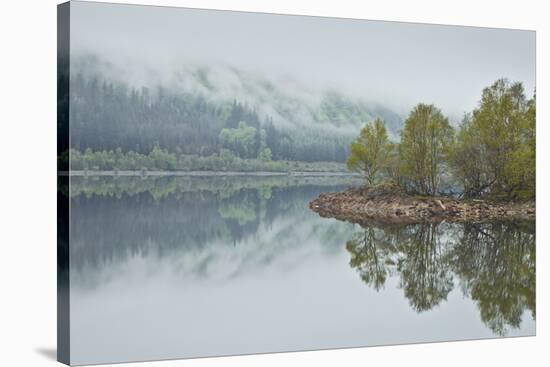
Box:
[309,185,535,224]
[309,80,535,224]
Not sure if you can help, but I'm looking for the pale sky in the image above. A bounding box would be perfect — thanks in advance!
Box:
[70,0,536,121]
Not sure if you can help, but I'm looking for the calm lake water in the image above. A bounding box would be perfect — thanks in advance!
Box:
[67,176,535,365]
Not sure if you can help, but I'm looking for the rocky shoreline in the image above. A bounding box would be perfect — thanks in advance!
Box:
[309,185,535,224]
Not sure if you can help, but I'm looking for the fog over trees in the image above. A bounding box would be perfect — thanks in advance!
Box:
[65,56,536,201]
[64,3,535,187]
[66,54,402,170]
[71,2,535,121]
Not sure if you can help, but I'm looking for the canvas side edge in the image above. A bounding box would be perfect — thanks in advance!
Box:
[57,2,71,365]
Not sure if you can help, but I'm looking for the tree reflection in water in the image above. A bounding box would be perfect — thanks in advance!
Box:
[346,221,535,335]
[450,221,536,335]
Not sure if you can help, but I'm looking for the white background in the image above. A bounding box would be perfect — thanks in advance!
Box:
[0,0,547,366]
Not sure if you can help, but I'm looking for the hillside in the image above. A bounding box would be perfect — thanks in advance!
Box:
[68,54,404,164]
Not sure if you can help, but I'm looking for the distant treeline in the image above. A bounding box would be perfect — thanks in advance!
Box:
[347,79,536,199]
[69,73,351,163]
[62,147,348,173]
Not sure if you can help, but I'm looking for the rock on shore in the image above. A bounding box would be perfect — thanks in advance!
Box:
[309,185,535,224]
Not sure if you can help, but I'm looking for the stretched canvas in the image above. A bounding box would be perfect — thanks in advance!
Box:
[58,1,536,365]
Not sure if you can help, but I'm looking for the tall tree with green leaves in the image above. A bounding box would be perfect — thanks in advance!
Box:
[346,118,391,185]
[383,142,406,188]
[450,114,492,197]
[451,79,535,198]
[399,104,454,195]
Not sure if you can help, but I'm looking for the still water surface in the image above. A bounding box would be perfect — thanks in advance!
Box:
[68,176,535,365]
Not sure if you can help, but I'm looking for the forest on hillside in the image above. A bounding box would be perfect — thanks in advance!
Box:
[60,55,403,172]
[68,73,350,162]
[59,55,535,199]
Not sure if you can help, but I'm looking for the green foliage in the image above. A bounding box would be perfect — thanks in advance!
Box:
[345,105,455,196]
[450,114,490,197]
[69,72,357,163]
[346,79,535,200]
[399,104,454,196]
[346,118,391,185]
[219,121,259,159]
[383,142,407,188]
[258,147,273,161]
[450,79,535,199]
[69,148,350,173]
[149,146,177,170]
